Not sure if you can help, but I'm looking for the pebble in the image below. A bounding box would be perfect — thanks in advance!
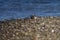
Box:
[37,27,40,30]
[13,34,15,37]
[25,32,28,35]
[16,33,19,35]
[37,34,40,37]
[42,27,45,29]
[41,22,45,25]
[34,17,37,19]
[7,39,10,40]
[16,36,20,39]
[51,29,55,33]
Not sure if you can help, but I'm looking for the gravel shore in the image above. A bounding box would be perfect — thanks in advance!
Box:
[0,16,60,40]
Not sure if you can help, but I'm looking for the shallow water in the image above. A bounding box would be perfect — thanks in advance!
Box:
[0,0,60,20]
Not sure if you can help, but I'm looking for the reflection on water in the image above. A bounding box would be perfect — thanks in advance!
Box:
[0,0,60,20]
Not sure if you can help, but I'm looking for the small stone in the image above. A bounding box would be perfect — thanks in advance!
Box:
[28,28,31,32]
[51,29,55,33]
[42,27,45,29]
[21,25,24,27]
[11,37,14,39]
[34,17,37,19]
[49,22,52,23]
[49,38,51,40]
[25,32,28,35]
[13,34,15,37]
[3,34,6,37]
[7,39,10,40]
[16,36,20,39]
[38,27,40,30]
[50,17,54,19]
[52,25,55,27]
[37,34,40,37]
[16,33,19,35]
[15,22,18,24]
[7,31,9,33]
[41,22,45,25]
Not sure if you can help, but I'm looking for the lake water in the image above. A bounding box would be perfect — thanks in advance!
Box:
[0,0,60,20]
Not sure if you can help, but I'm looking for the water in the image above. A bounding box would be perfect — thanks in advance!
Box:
[0,0,60,20]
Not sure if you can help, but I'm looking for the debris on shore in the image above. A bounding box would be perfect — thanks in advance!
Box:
[0,16,60,40]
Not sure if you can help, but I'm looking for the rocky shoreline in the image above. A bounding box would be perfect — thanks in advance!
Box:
[0,16,60,40]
